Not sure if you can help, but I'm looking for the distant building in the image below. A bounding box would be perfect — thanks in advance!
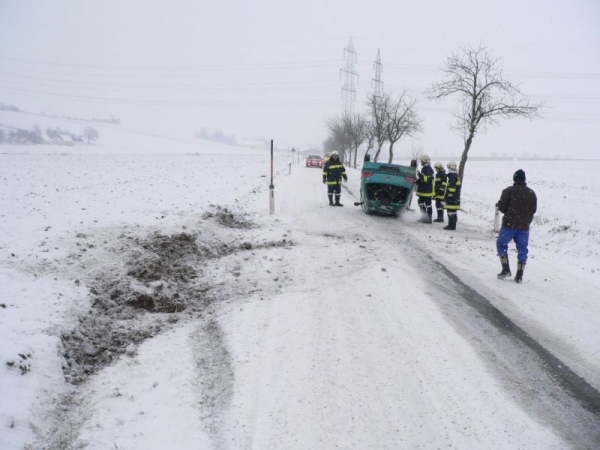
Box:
[56,134,74,146]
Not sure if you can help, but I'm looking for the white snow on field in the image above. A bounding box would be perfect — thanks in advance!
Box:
[1,112,600,449]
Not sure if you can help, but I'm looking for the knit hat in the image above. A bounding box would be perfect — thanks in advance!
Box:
[513,169,526,182]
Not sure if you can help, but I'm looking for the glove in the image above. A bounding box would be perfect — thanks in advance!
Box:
[323,179,326,184]
[343,177,348,183]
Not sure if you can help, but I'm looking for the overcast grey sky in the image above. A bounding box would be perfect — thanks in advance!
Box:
[1,0,599,158]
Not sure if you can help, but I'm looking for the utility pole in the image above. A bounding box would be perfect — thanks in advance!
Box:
[372,49,383,99]
[340,37,359,116]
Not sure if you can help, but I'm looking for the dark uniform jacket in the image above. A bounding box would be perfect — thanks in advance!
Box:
[322,158,347,185]
[496,182,537,230]
[434,169,448,200]
[416,164,435,197]
[443,172,461,210]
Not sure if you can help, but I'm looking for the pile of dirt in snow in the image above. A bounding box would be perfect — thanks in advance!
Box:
[60,208,292,384]
[201,205,257,229]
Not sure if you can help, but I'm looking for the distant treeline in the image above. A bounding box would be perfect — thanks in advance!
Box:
[0,124,99,145]
[92,114,120,125]
[0,103,20,112]
[1,101,119,125]
[194,127,237,145]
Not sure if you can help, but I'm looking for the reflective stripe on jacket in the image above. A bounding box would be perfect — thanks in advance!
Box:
[434,170,448,200]
[443,172,461,210]
[323,160,347,185]
[416,165,435,198]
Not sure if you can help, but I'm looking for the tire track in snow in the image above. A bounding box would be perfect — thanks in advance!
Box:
[412,244,600,448]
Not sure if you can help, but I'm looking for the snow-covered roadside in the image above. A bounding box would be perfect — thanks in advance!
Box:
[0,142,288,449]
[1,138,599,448]
[391,159,600,390]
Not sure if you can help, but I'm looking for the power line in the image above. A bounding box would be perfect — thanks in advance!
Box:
[0,55,339,72]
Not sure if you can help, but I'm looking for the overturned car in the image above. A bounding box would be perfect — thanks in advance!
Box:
[354,155,417,216]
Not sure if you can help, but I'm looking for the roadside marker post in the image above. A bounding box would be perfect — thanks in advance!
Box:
[269,140,275,215]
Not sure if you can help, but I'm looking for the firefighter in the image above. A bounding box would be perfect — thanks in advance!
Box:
[322,150,348,206]
[416,155,435,223]
[442,161,461,230]
[433,162,447,222]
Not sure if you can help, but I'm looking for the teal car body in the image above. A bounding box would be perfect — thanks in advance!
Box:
[357,158,417,216]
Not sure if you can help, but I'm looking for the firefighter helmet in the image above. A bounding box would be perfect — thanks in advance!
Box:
[434,162,443,170]
[447,161,457,171]
[420,155,431,164]
[331,150,339,156]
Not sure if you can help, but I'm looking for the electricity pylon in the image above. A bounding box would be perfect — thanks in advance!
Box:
[340,38,359,115]
[372,49,383,98]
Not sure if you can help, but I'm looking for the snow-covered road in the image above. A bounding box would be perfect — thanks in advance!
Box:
[204,162,597,449]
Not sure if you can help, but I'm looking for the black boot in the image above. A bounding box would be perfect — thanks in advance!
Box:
[497,256,511,279]
[443,214,456,230]
[334,195,343,207]
[418,205,427,222]
[515,262,525,283]
[328,194,334,206]
[422,207,433,223]
[434,208,444,222]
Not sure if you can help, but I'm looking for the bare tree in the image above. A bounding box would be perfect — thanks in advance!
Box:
[326,116,352,163]
[83,126,99,144]
[426,45,543,181]
[409,142,424,162]
[366,93,389,162]
[322,135,337,153]
[342,113,368,168]
[385,91,422,164]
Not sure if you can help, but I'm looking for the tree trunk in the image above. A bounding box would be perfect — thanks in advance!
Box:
[459,131,474,182]
[373,141,384,162]
[388,141,395,164]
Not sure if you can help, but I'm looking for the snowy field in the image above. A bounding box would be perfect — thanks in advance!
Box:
[1,116,600,449]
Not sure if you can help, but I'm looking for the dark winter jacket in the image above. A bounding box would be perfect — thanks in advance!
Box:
[434,169,448,200]
[322,158,347,185]
[496,182,537,230]
[416,164,435,197]
[443,172,461,210]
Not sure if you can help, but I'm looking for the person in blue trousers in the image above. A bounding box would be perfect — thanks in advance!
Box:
[496,169,537,283]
